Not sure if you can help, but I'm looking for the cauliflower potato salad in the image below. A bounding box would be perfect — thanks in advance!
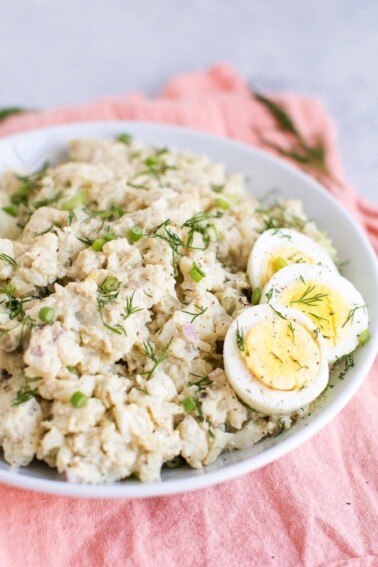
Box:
[0,134,369,484]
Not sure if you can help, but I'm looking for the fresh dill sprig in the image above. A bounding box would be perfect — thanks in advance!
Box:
[265,288,274,303]
[287,322,295,342]
[0,254,17,269]
[82,206,125,230]
[97,277,126,335]
[181,211,217,250]
[271,351,283,363]
[0,107,27,122]
[188,373,213,391]
[252,91,338,186]
[256,203,306,234]
[342,305,367,328]
[290,284,328,307]
[270,304,287,320]
[12,387,38,406]
[235,322,246,352]
[12,375,41,407]
[127,181,151,191]
[123,291,143,320]
[336,354,355,380]
[34,223,64,237]
[142,338,173,379]
[130,152,176,185]
[19,315,36,348]
[0,285,30,320]
[32,191,63,210]
[148,219,184,269]
[309,312,329,324]
[182,304,208,323]
[77,235,94,246]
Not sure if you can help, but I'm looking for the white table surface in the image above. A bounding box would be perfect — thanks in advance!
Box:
[1,0,377,202]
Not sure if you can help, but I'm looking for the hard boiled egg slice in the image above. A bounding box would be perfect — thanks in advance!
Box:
[223,304,329,415]
[261,264,368,364]
[247,228,337,290]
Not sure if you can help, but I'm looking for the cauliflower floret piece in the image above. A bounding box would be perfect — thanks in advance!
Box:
[0,238,16,280]
[178,415,209,468]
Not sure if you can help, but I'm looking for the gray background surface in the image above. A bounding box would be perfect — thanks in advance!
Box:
[1,0,377,202]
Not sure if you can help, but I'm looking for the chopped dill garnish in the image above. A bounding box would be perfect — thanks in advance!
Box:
[97,277,126,335]
[269,304,287,320]
[235,322,246,352]
[0,285,30,320]
[148,219,184,270]
[336,354,355,380]
[290,284,328,307]
[32,191,63,210]
[12,375,41,407]
[271,351,283,363]
[68,210,76,225]
[0,253,17,269]
[142,338,173,379]
[309,312,329,323]
[265,288,274,303]
[182,304,208,323]
[12,387,38,406]
[188,373,212,391]
[82,206,125,229]
[272,228,292,239]
[0,107,27,122]
[123,291,143,320]
[287,322,295,342]
[181,211,217,250]
[77,235,94,247]
[127,181,151,191]
[342,305,367,328]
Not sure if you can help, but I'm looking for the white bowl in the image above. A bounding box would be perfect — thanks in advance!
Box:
[0,121,377,499]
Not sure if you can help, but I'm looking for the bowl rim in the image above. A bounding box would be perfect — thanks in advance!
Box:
[0,120,377,499]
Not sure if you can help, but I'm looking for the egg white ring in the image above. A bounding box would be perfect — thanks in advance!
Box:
[247,228,338,290]
[261,263,369,365]
[224,304,329,415]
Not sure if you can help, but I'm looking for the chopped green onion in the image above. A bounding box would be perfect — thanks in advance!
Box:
[188,262,206,283]
[358,329,370,346]
[144,155,159,168]
[38,306,55,324]
[100,276,120,294]
[70,391,88,408]
[91,238,106,251]
[116,133,132,145]
[273,256,288,271]
[61,192,87,211]
[251,287,262,305]
[2,205,17,217]
[214,198,230,210]
[103,233,117,242]
[67,366,80,376]
[129,225,144,242]
[182,396,197,412]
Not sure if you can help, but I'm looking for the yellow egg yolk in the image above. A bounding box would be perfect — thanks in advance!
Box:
[280,280,350,347]
[243,317,320,391]
[261,247,313,287]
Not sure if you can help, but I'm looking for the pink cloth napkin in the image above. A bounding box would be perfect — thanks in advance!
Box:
[0,64,377,567]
